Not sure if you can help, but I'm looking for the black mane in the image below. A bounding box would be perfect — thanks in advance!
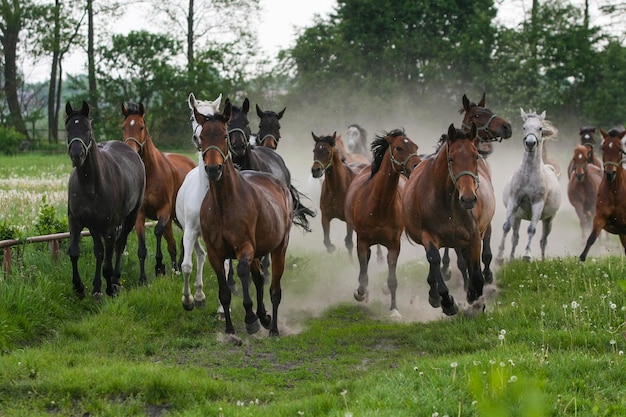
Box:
[370,128,405,177]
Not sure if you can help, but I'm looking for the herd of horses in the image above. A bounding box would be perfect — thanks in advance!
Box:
[64,92,626,338]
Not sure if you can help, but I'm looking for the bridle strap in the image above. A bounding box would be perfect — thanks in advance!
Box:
[446,142,479,191]
[259,134,279,146]
[463,113,500,142]
[202,144,232,164]
[390,151,420,176]
[124,137,144,153]
[227,127,249,155]
[68,137,92,155]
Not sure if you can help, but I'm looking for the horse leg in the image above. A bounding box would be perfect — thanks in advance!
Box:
[344,224,354,261]
[227,259,237,294]
[481,224,494,284]
[260,254,270,284]
[90,232,105,302]
[496,219,511,265]
[376,244,384,264]
[163,219,179,272]
[619,235,626,255]
[425,242,458,315]
[135,216,148,284]
[181,228,198,311]
[251,258,271,329]
[268,246,287,336]
[209,253,234,334]
[466,240,485,304]
[153,216,167,276]
[539,217,553,261]
[455,248,469,291]
[523,204,544,261]
[579,215,605,261]
[322,213,336,253]
[236,246,261,334]
[109,215,135,296]
[101,235,117,297]
[353,237,371,303]
[510,217,522,260]
[217,260,231,320]
[386,244,401,319]
[441,248,452,280]
[68,220,85,298]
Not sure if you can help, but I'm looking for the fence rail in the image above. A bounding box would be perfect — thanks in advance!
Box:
[0,222,155,274]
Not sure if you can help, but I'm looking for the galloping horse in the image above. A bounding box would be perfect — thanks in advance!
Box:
[403,124,494,315]
[567,144,602,240]
[336,134,370,165]
[122,102,196,283]
[345,124,370,160]
[441,94,512,284]
[580,128,626,261]
[311,132,367,259]
[345,129,420,318]
[66,101,145,300]
[497,109,561,262]
[567,126,601,176]
[254,104,286,149]
[193,100,310,336]
[177,92,224,312]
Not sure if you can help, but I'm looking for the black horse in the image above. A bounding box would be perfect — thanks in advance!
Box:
[66,101,146,300]
[254,103,286,149]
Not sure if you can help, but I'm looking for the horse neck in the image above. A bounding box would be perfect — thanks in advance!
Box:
[372,150,401,199]
[139,133,159,169]
[434,144,454,192]
[325,148,351,184]
[522,139,545,168]
[207,159,240,207]
[76,140,104,190]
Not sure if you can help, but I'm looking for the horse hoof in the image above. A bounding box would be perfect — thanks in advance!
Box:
[495,257,504,266]
[522,256,531,262]
[246,319,261,334]
[92,292,103,303]
[182,302,194,312]
[389,309,402,320]
[259,314,272,329]
[429,295,441,308]
[353,289,369,302]
[381,283,390,296]
[326,244,336,253]
[484,271,494,285]
[194,298,206,309]
[442,300,459,316]
[155,265,166,276]
[269,328,280,337]
[442,269,452,281]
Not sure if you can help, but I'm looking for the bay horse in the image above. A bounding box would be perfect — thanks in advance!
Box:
[567,144,602,240]
[121,102,196,284]
[402,123,494,315]
[177,92,225,312]
[345,124,370,160]
[345,129,420,318]
[254,103,286,149]
[567,126,601,177]
[496,109,561,262]
[311,131,368,259]
[193,100,310,337]
[441,93,512,284]
[580,128,626,261]
[66,101,145,300]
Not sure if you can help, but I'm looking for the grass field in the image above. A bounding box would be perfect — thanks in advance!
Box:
[0,152,625,416]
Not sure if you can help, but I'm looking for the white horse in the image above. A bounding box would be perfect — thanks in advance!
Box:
[177,92,228,313]
[496,109,561,262]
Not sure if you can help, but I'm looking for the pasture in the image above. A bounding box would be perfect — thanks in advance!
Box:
[0,119,625,416]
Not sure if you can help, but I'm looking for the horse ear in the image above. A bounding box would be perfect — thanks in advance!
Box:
[139,103,145,116]
[478,92,486,108]
[213,93,222,110]
[462,94,470,112]
[447,123,456,140]
[81,101,89,117]
[256,104,264,119]
[223,100,232,122]
[312,132,318,142]
[539,110,546,120]
[520,108,527,120]
[66,101,73,116]
[277,107,286,119]
[121,103,128,116]
[242,98,250,114]
[188,93,197,110]
[600,128,608,138]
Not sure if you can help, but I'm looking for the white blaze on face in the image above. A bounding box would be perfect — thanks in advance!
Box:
[130,120,136,126]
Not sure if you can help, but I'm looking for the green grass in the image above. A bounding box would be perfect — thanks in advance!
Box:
[1,153,626,416]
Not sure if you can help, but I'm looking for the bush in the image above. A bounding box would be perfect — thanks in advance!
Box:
[0,126,26,155]
[34,195,68,236]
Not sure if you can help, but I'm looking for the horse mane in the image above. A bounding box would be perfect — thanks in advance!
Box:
[542,118,558,142]
[123,102,142,116]
[370,129,405,177]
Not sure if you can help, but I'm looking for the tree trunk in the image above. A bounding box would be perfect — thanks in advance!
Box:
[47,0,61,144]
[187,0,194,74]
[87,0,98,118]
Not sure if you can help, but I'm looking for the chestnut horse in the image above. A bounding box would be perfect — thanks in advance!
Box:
[567,126,601,177]
[403,124,494,315]
[122,103,196,284]
[567,144,602,240]
[580,128,626,261]
[193,100,310,337]
[66,101,145,300]
[311,132,367,259]
[254,104,286,149]
[345,129,420,318]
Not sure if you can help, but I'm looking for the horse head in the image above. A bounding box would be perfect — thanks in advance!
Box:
[445,123,480,209]
[227,98,252,158]
[193,100,232,182]
[188,92,222,149]
[371,129,420,178]
[255,104,285,149]
[66,101,94,168]
[571,144,592,182]
[600,128,626,182]
[311,132,337,178]
[121,102,149,153]
[520,108,546,153]
[461,93,512,146]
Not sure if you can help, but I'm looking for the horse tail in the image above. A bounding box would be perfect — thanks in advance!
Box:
[289,184,316,232]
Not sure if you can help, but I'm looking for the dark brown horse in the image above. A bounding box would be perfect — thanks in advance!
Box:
[311,132,367,259]
[122,103,196,283]
[193,100,310,337]
[254,104,286,149]
[345,129,420,318]
[567,126,602,177]
[403,124,495,315]
[568,144,602,239]
[580,128,626,261]
[66,101,145,300]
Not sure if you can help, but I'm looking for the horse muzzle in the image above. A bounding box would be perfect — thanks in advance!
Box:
[605,170,617,182]
[523,134,539,152]
[205,164,223,181]
[576,172,586,182]
[459,194,478,210]
[311,166,324,179]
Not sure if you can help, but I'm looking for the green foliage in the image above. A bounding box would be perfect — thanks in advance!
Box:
[34,195,67,235]
[0,125,26,155]
[0,219,18,241]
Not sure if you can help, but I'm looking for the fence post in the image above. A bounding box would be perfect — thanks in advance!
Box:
[3,246,12,275]
[51,240,59,261]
